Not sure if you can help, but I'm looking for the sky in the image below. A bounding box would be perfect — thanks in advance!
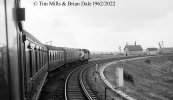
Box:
[21,0,173,52]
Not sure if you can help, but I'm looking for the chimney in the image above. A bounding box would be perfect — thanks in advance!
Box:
[50,41,53,45]
[126,42,128,46]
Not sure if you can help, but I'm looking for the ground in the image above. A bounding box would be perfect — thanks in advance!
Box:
[86,65,122,100]
[90,54,124,60]
[104,55,173,100]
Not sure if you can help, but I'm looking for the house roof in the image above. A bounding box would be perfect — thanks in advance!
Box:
[146,48,158,51]
[124,45,143,51]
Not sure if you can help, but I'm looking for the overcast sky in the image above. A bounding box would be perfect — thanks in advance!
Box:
[21,0,173,52]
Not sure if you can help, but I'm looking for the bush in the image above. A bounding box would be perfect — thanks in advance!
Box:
[145,59,151,64]
[123,71,135,85]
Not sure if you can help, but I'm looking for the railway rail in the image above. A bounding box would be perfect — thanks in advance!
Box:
[39,63,81,100]
[65,56,139,100]
[65,63,97,100]
[79,64,98,100]
[40,56,144,100]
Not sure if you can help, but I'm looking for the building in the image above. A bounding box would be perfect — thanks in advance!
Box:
[146,48,158,55]
[124,45,143,56]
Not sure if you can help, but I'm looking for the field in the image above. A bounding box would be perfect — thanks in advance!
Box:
[90,54,124,60]
[104,55,173,100]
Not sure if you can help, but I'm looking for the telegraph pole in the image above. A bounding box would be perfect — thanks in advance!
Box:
[50,41,53,45]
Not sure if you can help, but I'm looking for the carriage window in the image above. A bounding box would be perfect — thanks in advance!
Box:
[54,52,56,60]
[38,49,40,70]
[61,52,63,58]
[27,44,33,78]
[42,50,44,65]
[43,51,45,64]
[42,50,44,67]
[54,52,55,60]
[34,47,38,72]
[59,52,61,59]
[50,52,52,60]
[66,52,68,58]
[58,52,60,59]
[52,52,54,60]
[53,52,55,60]
[44,51,47,65]
[32,45,36,75]
[49,52,51,61]
[40,49,42,68]
[62,52,64,58]
[46,52,48,63]
[56,52,58,59]
[57,52,58,59]
[52,52,53,60]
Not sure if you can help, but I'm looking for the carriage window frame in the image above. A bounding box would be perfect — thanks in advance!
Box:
[27,43,33,78]
[49,51,51,61]
[42,48,44,67]
[39,48,42,69]
[34,46,38,73]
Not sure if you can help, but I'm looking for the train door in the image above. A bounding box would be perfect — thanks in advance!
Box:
[0,1,10,99]
[0,0,24,100]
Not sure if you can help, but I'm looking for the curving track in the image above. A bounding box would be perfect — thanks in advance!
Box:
[65,63,96,100]
[79,64,98,100]
[40,55,144,100]
[39,64,80,100]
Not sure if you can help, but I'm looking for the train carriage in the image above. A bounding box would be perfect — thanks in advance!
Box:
[62,47,81,64]
[0,0,25,99]
[0,0,90,99]
[0,46,9,100]
[44,45,65,71]
[22,31,48,100]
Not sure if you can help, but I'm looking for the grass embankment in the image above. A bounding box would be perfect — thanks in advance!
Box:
[105,55,173,100]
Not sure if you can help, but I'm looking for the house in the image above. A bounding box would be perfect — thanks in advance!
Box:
[124,45,143,56]
[146,48,158,55]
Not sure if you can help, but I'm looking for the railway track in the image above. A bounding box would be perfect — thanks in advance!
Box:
[65,63,98,100]
[39,64,81,100]
[40,56,144,100]
[79,64,98,100]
